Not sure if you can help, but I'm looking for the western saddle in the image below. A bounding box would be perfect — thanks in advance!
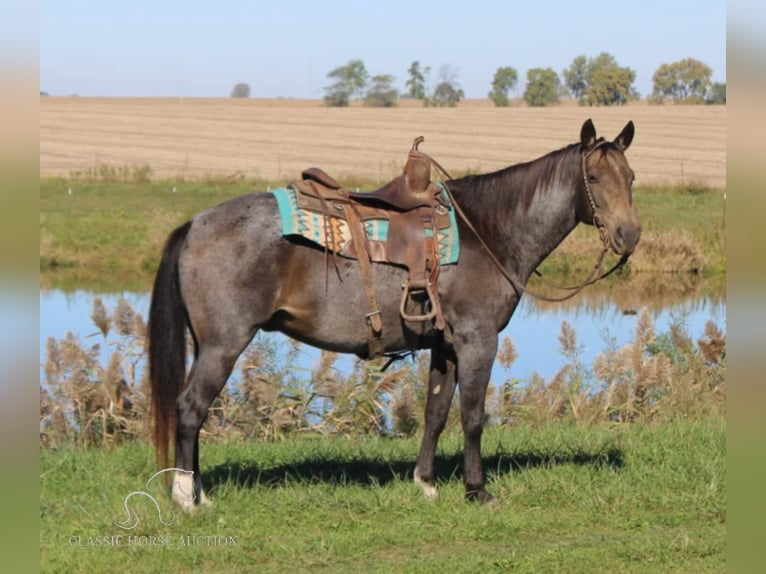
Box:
[290,137,453,358]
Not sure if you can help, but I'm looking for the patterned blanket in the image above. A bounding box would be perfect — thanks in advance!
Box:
[270,183,460,266]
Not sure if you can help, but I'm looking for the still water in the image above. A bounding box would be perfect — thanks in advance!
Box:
[40,282,725,385]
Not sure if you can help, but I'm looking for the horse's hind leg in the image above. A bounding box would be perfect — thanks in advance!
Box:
[172,342,246,511]
[414,345,457,500]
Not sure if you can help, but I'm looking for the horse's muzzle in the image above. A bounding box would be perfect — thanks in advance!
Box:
[612,223,641,256]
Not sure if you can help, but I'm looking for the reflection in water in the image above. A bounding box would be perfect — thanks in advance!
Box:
[524,272,724,315]
[503,273,725,381]
[39,274,725,383]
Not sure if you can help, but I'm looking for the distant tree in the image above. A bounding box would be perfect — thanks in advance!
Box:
[430,82,464,107]
[562,55,589,102]
[586,65,637,106]
[563,53,637,105]
[323,59,369,107]
[364,74,398,107]
[427,65,464,107]
[488,66,518,107]
[405,61,429,100]
[230,83,251,98]
[40,91,50,97]
[707,82,726,105]
[651,58,713,104]
[523,67,561,107]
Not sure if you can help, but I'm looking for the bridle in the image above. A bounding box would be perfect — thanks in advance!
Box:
[427,143,629,304]
[582,140,612,248]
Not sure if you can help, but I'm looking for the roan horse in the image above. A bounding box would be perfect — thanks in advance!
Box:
[149,119,641,510]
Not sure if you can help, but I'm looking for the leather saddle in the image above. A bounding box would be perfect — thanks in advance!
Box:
[301,137,436,212]
[290,137,451,358]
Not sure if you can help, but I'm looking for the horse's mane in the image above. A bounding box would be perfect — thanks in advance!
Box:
[445,142,587,234]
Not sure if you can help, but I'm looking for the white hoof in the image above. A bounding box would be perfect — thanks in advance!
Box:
[414,468,439,501]
[171,470,196,513]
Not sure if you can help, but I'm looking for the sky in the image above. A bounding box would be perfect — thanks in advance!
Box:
[40,0,726,99]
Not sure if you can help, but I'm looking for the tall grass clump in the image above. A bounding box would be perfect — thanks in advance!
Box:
[40,297,149,447]
[40,300,725,450]
[69,163,154,183]
[498,310,725,427]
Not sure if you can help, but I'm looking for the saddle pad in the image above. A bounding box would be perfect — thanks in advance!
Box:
[270,184,459,265]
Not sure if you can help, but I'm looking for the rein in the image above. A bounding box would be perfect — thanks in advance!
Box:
[426,145,628,303]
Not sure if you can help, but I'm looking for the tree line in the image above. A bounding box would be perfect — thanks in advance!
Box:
[231,53,725,107]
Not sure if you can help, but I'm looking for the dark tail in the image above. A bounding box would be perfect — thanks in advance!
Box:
[149,220,192,471]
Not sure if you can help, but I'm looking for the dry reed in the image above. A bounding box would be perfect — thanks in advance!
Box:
[40,299,725,448]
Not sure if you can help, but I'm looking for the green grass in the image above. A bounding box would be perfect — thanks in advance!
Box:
[40,177,263,291]
[40,417,725,573]
[40,177,726,292]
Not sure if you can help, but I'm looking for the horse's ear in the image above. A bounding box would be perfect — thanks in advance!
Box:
[580,119,597,148]
[614,121,635,151]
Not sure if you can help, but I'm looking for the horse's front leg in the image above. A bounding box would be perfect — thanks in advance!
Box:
[455,332,498,504]
[414,344,457,500]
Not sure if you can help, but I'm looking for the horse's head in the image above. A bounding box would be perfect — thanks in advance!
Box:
[576,119,641,257]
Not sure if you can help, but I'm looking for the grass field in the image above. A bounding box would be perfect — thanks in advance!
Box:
[40,97,726,188]
[40,418,725,573]
[39,97,726,291]
[39,177,726,292]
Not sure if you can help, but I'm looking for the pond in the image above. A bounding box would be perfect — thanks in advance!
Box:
[40,275,725,386]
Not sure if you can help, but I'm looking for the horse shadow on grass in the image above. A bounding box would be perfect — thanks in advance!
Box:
[203,444,625,494]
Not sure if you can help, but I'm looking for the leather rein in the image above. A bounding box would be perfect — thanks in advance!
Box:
[425,143,629,303]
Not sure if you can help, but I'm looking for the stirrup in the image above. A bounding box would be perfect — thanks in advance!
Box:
[399,280,438,323]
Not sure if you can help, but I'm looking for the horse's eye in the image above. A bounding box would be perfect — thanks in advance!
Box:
[588,174,598,184]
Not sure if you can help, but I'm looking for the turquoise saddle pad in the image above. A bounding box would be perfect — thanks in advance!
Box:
[269,182,459,266]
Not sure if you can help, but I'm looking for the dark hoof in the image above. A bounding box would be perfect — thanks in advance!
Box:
[466,489,499,505]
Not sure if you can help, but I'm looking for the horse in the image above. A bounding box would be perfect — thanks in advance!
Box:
[149,119,641,510]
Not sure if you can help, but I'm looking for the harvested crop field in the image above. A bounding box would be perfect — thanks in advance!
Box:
[40,97,725,187]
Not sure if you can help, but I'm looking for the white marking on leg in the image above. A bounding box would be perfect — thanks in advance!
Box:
[432,384,441,395]
[414,465,439,500]
[171,470,196,513]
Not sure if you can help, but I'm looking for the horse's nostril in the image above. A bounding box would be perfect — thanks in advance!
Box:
[616,225,640,251]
